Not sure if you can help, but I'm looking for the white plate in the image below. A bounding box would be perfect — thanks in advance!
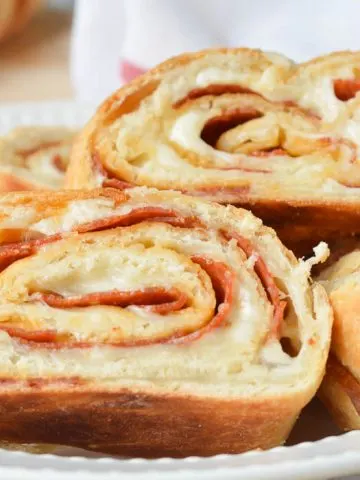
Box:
[0,101,359,480]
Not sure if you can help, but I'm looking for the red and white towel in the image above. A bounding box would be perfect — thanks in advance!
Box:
[71,0,360,103]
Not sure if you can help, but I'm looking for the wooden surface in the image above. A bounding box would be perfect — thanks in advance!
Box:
[0,8,73,102]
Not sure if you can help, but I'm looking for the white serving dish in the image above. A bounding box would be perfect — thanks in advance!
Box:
[0,101,359,480]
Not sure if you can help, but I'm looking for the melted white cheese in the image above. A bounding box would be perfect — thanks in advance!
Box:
[342,119,360,147]
[300,77,343,122]
[260,340,292,366]
[170,111,234,163]
[32,198,119,234]
[195,68,251,87]
[0,206,36,228]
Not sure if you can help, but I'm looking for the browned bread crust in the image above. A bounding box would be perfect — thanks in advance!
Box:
[236,201,360,258]
[0,381,304,457]
[318,247,360,430]
[319,355,360,431]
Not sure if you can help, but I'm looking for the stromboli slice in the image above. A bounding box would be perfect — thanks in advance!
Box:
[317,247,360,430]
[0,187,332,456]
[67,48,360,256]
[0,127,75,191]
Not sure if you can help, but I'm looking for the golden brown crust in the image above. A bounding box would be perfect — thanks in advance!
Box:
[318,248,360,377]
[319,355,360,431]
[67,48,360,257]
[246,200,360,258]
[317,247,360,430]
[0,384,302,457]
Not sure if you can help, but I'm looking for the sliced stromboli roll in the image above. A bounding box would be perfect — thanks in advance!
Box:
[66,48,360,256]
[317,246,360,431]
[67,47,296,199]
[0,127,76,191]
[0,187,332,457]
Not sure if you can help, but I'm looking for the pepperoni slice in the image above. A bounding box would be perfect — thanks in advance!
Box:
[168,258,234,344]
[91,153,135,190]
[37,287,188,314]
[75,207,204,233]
[0,233,62,270]
[173,84,258,108]
[0,208,202,265]
[223,231,286,337]
[0,326,58,343]
[201,108,262,148]
[52,154,67,172]
[7,257,233,347]
[173,85,320,119]
[334,79,360,101]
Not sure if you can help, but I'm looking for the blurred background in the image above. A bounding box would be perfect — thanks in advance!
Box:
[1,0,360,105]
[0,0,74,102]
